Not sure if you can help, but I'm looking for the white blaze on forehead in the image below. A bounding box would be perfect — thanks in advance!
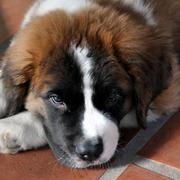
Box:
[73,46,119,163]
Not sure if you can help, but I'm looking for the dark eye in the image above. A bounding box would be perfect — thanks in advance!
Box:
[49,94,67,112]
[107,89,123,106]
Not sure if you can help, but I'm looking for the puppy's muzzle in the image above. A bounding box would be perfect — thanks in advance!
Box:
[75,137,103,162]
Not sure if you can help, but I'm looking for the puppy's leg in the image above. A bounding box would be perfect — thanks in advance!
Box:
[0,111,47,154]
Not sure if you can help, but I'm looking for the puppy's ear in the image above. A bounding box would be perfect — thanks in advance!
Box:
[1,42,35,116]
[113,25,172,128]
[1,28,39,116]
[4,46,34,86]
[126,53,171,128]
[127,64,153,128]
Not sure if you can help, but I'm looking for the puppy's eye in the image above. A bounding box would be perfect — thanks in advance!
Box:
[107,90,123,106]
[49,94,67,112]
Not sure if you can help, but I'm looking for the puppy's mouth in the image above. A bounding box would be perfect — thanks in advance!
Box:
[44,125,115,168]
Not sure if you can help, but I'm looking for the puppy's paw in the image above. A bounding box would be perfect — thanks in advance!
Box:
[1,132,22,154]
[0,124,24,154]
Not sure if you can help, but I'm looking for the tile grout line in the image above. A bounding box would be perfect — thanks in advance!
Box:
[134,155,180,180]
[99,115,172,180]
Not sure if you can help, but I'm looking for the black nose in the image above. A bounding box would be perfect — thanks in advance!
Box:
[76,137,103,161]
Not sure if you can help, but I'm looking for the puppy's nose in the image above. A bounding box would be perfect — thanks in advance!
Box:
[76,137,103,161]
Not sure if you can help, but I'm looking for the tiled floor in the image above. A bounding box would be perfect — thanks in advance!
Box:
[139,111,180,169]
[0,147,105,180]
[0,0,34,43]
[0,1,180,180]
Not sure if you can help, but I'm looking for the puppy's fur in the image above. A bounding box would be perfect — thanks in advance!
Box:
[0,0,179,168]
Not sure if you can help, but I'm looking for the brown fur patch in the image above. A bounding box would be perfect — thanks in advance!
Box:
[152,54,180,114]
[2,1,180,124]
[25,92,47,118]
[4,10,73,85]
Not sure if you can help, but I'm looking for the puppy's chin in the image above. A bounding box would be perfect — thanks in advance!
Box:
[44,125,117,168]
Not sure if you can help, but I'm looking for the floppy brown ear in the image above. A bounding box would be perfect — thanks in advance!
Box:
[1,25,39,116]
[134,87,151,129]
[126,52,172,129]
[112,23,173,128]
[127,63,153,128]
[3,45,34,85]
[1,42,35,116]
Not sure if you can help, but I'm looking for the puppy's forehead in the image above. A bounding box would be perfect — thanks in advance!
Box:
[36,44,131,95]
[34,47,83,94]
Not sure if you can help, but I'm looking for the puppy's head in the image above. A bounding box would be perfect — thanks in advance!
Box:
[3,9,171,168]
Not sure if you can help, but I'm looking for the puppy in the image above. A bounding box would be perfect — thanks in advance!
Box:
[0,0,179,168]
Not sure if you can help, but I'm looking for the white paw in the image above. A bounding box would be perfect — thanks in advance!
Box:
[0,123,24,154]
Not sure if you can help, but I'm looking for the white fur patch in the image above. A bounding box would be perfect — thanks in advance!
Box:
[121,0,156,26]
[73,46,119,164]
[21,0,92,27]
[0,112,46,154]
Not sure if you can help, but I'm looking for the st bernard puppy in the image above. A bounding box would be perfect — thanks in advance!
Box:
[0,0,179,168]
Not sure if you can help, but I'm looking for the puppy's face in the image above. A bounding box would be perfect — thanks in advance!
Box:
[27,45,132,168]
[4,10,170,168]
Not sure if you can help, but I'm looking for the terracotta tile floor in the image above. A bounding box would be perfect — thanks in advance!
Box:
[139,111,180,169]
[0,147,105,180]
[0,0,34,43]
[0,1,180,179]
